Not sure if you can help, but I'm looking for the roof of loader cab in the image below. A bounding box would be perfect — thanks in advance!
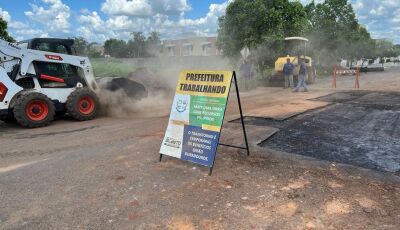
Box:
[18,38,75,47]
[17,38,75,54]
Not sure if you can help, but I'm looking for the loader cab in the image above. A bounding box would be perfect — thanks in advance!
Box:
[16,38,85,88]
[274,37,312,73]
[284,37,310,64]
[271,36,315,85]
[17,38,75,55]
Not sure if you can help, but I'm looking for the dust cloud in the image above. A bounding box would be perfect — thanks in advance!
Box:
[98,89,172,118]
[97,67,175,118]
[96,56,231,118]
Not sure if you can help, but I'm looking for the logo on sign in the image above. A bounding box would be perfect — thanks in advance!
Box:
[176,99,188,113]
[164,137,182,148]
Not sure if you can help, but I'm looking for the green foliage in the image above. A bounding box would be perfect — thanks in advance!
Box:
[70,37,103,58]
[87,42,103,58]
[145,31,162,57]
[374,39,400,58]
[127,31,161,57]
[306,0,374,65]
[392,45,400,57]
[104,38,129,58]
[91,58,136,78]
[105,31,161,58]
[72,37,89,56]
[0,17,15,42]
[218,0,397,68]
[217,0,309,61]
[70,31,161,59]
[127,32,146,57]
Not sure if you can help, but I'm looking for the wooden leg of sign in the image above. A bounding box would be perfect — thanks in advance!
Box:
[233,72,250,156]
[159,154,163,162]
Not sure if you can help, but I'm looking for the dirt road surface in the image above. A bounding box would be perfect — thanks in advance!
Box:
[1,69,399,229]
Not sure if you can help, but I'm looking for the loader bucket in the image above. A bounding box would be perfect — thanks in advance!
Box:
[104,77,148,100]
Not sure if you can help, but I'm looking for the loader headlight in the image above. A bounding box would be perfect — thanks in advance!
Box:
[0,82,8,102]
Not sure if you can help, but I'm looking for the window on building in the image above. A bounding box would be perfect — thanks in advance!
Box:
[202,43,212,56]
[183,44,193,56]
[167,46,175,56]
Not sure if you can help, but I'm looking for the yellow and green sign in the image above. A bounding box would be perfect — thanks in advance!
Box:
[160,70,233,167]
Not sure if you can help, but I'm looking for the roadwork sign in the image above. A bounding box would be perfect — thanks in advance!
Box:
[160,70,233,168]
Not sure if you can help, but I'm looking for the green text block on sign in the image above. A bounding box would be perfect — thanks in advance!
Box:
[189,95,226,128]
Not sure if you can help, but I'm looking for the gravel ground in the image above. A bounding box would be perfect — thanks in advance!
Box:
[0,68,399,229]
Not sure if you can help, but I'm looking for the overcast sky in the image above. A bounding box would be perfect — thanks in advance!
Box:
[0,0,399,43]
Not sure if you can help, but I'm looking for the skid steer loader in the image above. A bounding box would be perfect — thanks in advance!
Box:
[0,38,145,128]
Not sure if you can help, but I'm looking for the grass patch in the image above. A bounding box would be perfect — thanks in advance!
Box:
[91,58,136,78]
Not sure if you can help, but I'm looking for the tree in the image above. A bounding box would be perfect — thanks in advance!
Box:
[374,39,400,58]
[104,39,128,58]
[127,32,146,58]
[391,44,400,58]
[0,17,15,42]
[218,0,380,68]
[126,31,161,57]
[72,37,88,56]
[87,42,102,58]
[217,0,309,64]
[145,31,161,57]
[305,0,374,65]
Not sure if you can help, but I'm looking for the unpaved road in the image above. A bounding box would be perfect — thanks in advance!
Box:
[1,69,400,229]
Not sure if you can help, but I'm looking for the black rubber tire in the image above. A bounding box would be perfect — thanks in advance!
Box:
[66,88,99,121]
[0,111,15,123]
[13,92,55,128]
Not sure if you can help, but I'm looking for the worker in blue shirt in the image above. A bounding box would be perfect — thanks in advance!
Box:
[282,58,294,88]
[293,58,308,92]
[240,60,253,90]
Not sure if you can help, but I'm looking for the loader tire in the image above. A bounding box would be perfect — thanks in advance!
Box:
[0,111,15,123]
[13,92,55,128]
[66,88,99,121]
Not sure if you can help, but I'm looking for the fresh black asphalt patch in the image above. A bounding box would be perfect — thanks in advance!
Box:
[245,91,400,174]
